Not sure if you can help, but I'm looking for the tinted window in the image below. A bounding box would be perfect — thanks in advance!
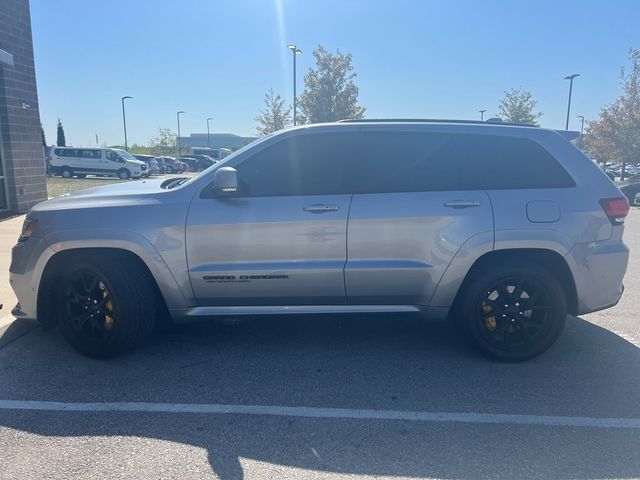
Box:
[233,131,573,197]
[235,134,351,196]
[343,132,461,193]
[450,134,575,189]
[79,149,101,159]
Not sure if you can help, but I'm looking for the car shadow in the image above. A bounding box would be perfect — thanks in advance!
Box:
[1,314,640,479]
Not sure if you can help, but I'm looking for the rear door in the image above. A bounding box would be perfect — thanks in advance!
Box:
[343,130,494,306]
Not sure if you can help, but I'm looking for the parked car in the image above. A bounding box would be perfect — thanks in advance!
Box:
[160,157,185,174]
[619,182,640,204]
[598,164,616,181]
[11,120,629,361]
[181,154,215,171]
[133,154,160,176]
[49,147,146,179]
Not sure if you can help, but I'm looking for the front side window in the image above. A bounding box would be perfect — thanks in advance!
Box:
[105,150,120,162]
[235,133,351,196]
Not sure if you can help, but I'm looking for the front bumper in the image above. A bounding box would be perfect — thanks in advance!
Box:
[9,237,55,321]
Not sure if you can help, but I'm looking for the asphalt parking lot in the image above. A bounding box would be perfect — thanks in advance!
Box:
[0,211,639,479]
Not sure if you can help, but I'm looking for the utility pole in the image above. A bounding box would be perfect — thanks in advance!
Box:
[564,73,580,130]
[287,44,302,125]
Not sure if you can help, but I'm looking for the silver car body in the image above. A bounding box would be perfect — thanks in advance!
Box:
[10,122,629,323]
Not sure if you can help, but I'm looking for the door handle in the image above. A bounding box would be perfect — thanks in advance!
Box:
[303,204,340,213]
[444,200,481,209]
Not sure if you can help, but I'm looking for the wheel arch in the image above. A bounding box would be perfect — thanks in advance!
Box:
[451,249,578,316]
[37,248,170,328]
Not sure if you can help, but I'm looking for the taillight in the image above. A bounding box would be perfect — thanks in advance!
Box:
[600,197,630,225]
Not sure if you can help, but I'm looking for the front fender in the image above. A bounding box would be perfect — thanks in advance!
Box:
[42,228,193,310]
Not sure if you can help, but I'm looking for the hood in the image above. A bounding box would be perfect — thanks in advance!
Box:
[33,178,170,212]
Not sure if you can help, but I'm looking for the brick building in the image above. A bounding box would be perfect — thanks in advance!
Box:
[0,0,46,212]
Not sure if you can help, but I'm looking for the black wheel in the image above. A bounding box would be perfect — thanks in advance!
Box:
[165,166,174,174]
[77,174,87,179]
[456,263,567,362]
[61,167,73,178]
[55,255,156,358]
[118,169,130,180]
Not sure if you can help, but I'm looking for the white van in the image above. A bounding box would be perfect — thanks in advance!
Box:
[49,147,147,179]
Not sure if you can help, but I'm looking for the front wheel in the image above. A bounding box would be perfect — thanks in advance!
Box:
[456,263,567,362]
[55,255,156,358]
[118,169,130,180]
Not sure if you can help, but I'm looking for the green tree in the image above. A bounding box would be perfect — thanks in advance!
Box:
[149,127,177,156]
[56,118,66,146]
[41,124,47,147]
[497,88,543,125]
[298,45,365,123]
[254,89,292,136]
[584,48,640,179]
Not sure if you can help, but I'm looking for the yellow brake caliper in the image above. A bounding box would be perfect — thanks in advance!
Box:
[103,288,114,331]
[482,301,496,332]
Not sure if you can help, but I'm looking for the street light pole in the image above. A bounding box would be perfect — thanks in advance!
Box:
[176,111,185,159]
[479,109,486,121]
[287,44,302,125]
[121,96,132,150]
[564,73,580,130]
[577,115,585,147]
[207,117,213,150]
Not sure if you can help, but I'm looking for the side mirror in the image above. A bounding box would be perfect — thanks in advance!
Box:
[212,167,238,195]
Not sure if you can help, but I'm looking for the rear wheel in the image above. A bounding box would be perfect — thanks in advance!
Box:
[456,263,567,362]
[118,169,130,180]
[76,174,87,179]
[61,167,73,178]
[55,255,156,358]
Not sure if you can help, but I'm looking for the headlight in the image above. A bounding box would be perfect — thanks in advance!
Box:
[18,218,38,242]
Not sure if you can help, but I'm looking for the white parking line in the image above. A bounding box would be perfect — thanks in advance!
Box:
[0,400,639,429]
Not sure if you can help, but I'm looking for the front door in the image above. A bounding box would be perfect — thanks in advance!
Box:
[186,132,352,306]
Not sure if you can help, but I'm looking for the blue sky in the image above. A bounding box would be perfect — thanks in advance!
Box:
[31,0,639,147]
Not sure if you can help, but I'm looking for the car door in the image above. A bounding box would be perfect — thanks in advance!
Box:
[343,129,494,306]
[185,131,352,306]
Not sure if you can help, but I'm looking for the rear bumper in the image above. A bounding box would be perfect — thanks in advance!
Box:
[566,240,629,315]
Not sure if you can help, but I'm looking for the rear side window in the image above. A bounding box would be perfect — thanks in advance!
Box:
[451,134,575,190]
[79,149,101,159]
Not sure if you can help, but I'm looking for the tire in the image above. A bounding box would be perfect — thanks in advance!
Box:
[77,174,87,179]
[61,167,73,178]
[55,254,156,358]
[455,262,567,362]
[165,166,174,174]
[118,169,130,180]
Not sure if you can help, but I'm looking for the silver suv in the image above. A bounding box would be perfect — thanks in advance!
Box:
[10,120,630,361]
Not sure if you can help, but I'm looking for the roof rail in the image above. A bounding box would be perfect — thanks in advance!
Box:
[337,118,538,128]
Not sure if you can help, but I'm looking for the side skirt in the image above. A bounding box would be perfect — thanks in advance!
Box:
[169,305,450,323]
